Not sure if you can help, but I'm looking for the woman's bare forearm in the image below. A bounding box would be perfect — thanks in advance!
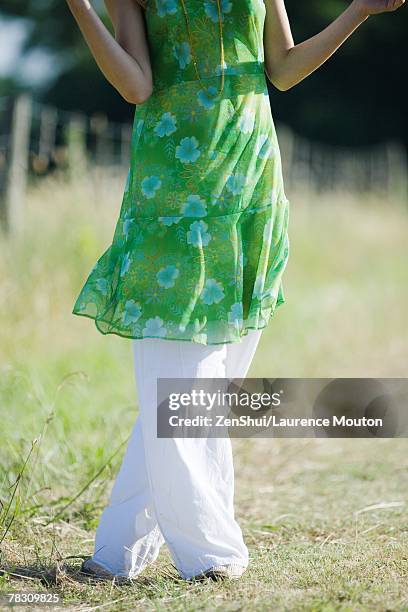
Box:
[66,0,152,103]
[265,3,367,91]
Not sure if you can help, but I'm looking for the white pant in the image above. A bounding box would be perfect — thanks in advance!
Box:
[91,329,263,580]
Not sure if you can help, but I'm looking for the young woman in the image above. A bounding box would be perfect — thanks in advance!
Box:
[68,0,405,582]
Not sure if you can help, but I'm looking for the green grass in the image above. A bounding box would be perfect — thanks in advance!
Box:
[0,174,407,610]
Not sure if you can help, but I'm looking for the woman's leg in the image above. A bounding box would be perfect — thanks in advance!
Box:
[225,329,263,380]
[132,330,262,580]
[89,339,228,579]
[89,329,263,580]
[215,328,264,550]
[91,413,165,577]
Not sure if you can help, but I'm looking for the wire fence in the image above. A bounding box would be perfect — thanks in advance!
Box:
[0,94,132,175]
[0,93,406,234]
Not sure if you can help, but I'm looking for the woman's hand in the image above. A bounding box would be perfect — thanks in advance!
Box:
[264,0,405,91]
[352,0,405,18]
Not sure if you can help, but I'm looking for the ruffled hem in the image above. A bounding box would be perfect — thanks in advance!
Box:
[72,287,286,346]
[72,196,290,346]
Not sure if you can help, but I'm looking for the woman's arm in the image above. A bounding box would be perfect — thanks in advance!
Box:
[65,0,152,104]
[264,0,405,91]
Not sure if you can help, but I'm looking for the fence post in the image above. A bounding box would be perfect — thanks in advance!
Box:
[277,123,295,193]
[65,112,88,182]
[121,122,132,167]
[35,105,58,173]
[292,135,313,195]
[90,112,111,166]
[386,141,407,205]
[1,94,32,234]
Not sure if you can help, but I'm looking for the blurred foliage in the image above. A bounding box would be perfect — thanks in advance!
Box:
[0,0,406,147]
[0,0,134,122]
[279,1,407,148]
[0,77,23,99]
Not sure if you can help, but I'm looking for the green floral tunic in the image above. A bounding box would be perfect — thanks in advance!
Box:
[72,0,290,345]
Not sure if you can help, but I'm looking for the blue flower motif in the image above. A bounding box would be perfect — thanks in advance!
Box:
[200,278,225,305]
[197,86,218,109]
[253,275,275,301]
[132,119,144,146]
[256,133,273,159]
[143,316,168,338]
[96,278,108,295]
[187,220,212,247]
[215,61,237,76]
[228,302,243,326]
[122,300,142,326]
[238,108,255,134]
[181,194,207,217]
[154,112,177,137]
[156,0,178,17]
[210,190,233,211]
[124,170,131,193]
[226,172,246,195]
[228,271,240,287]
[146,288,161,303]
[157,264,180,288]
[204,0,232,22]
[175,136,201,163]
[141,175,162,198]
[173,42,192,69]
[120,252,131,277]
[123,218,133,238]
[159,216,183,226]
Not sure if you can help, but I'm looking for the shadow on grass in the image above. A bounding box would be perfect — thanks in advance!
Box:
[0,557,182,590]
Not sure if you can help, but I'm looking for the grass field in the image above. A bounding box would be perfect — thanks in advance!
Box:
[0,174,407,611]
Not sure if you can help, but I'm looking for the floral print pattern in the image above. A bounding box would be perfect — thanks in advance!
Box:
[72,0,290,345]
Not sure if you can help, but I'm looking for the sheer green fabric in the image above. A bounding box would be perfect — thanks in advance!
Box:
[72,0,290,345]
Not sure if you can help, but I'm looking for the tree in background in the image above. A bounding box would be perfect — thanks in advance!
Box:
[278,2,406,148]
[0,0,406,148]
[0,0,134,123]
